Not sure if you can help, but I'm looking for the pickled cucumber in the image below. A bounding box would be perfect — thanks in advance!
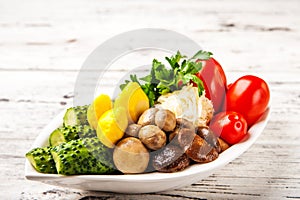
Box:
[49,125,96,146]
[63,105,89,127]
[51,138,116,175]
[26,147,57,174]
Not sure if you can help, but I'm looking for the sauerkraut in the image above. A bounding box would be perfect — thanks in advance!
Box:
[156,85,214,126]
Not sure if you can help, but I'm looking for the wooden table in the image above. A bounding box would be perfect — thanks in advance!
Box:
[1,0,299,199]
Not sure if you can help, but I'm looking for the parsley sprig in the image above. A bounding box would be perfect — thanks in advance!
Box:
[120,50,212,106]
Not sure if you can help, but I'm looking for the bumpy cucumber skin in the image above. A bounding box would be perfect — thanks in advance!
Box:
[78,125,97,139]
[63,105,89,127]
[51,138,116,175]
[26,147,57,174]
[49,126,78,146]
[49,125,96,146]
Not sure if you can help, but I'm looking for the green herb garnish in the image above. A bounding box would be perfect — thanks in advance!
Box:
[120,50,212,106]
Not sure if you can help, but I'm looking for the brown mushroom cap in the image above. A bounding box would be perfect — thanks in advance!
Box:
[185,134,219,163]
[196,126,221,153]
[177,128,196,151]
[138,125,166,150]
[176,118,195,130]
[155,109,176,132]
[217,137,230,152]
[169,118,195,145]
[169,127,180,143]
[113,137,149,174]
[169,128,196,151]
[125,123,142,138]
[152,145,190,172]
[137,108,158,126]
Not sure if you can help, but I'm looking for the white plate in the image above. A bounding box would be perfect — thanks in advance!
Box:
[25,107,271,193]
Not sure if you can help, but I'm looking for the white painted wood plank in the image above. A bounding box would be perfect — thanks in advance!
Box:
[0,0,299,71]
[0,0,300,199]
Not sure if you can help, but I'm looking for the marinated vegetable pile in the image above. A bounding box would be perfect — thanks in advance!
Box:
[26,50,270,175]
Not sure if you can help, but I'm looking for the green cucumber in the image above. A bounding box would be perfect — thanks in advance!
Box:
[51,138,116,175]
[26,147,57,174]
[49,125,96,146]
[77,125,97,139]
[63,105,89,127]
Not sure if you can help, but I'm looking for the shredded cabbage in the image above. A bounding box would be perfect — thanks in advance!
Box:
[156,85,214,126]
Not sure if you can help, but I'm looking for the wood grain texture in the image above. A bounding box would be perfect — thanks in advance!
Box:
[0,0,300,199]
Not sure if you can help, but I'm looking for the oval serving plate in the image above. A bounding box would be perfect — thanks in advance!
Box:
[25,106,271,193]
